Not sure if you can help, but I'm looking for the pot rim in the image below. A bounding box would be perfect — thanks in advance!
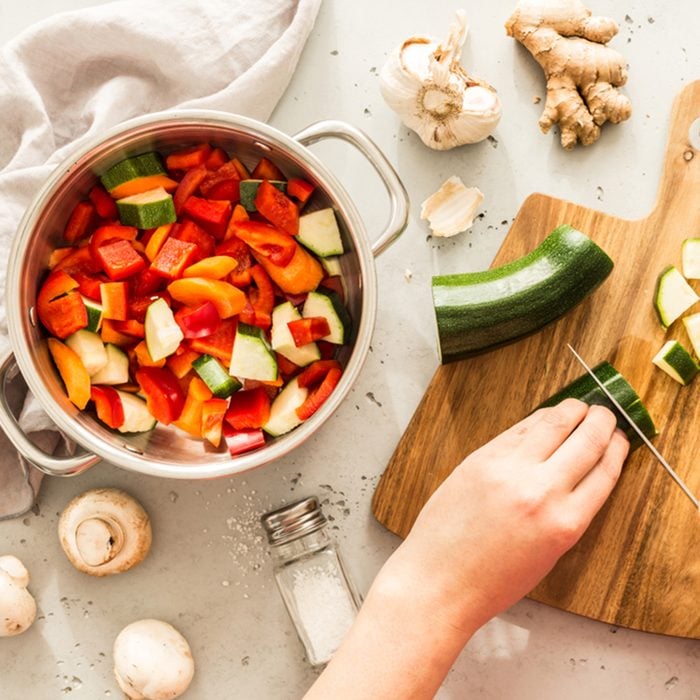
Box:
[7,110,378,479]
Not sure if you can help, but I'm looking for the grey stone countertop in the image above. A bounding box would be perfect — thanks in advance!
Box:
[1,1,698,698]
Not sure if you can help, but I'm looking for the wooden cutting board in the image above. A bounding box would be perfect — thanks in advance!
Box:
[372,80,700,639]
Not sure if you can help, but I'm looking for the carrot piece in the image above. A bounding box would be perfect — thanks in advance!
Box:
[47,338,91,409]
[166,347,201,378]
[88,184,118,219]
[134,340,166,368]
[167,278,246,319]
[100,319,135,347]
[144,224,173,261]
[256,244,323,294]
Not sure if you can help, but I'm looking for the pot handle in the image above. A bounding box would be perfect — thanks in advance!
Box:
[293,120,409,257]
[0,351,100,477]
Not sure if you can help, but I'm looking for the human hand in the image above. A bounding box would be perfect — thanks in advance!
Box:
[305,400,629,700]
[381,398,630,638]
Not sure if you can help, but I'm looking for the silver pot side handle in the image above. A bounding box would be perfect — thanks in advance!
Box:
[0,351,100,477]
[293,120,409,257]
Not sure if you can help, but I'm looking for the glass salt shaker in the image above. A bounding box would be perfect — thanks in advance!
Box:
[261,496,362,667]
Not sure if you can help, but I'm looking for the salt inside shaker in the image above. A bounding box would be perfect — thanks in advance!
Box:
[261,496,361,667]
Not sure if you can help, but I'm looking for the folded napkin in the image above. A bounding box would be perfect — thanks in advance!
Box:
[0,0,321,518]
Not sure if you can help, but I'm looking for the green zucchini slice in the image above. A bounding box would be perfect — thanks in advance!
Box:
[654,266,699,329]
[432,225,614,363]
[540,361,656,451]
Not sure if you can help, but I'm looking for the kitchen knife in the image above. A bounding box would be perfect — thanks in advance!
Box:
[567,344,699,511]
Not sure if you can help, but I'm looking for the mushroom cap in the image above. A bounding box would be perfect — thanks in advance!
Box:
[113,619,195,699]
[58,488,152,577]
[0,555,37,637]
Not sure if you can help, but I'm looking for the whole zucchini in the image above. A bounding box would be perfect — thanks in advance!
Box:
[432,224,614,363]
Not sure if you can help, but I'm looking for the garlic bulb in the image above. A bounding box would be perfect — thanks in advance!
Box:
[380,10,501,150]
[421,176,484,237]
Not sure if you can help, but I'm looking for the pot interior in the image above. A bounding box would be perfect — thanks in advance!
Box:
[15,116,369,473]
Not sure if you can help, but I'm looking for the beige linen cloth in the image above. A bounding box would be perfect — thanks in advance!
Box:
[0,0,321,519]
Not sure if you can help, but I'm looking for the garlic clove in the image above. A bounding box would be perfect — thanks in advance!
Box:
[380,10,501,150]
[421,176,484,238]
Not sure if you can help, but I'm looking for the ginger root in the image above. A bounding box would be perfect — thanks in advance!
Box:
[505,0,631,149]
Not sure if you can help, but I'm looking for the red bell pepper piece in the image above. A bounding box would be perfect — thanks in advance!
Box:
[295,367,342,421]
[188,318,237,364]
[239,265,275,329]
[225,386,271,430]
[96,239,146,281]
[232,220,297,267]
[171,219,215,259]
[150,237,199,280]
[173,165,208,214]
[204,147,228,171]
[320,275,345,303]
[202,179,240,201]
[181,196,232,240]
[317,340,337,360]
[216,236,254,287]
[54,244,102,276]
[64,201,96,243]
[127,291,169,323]
[275,353,301,378]
[90,386,125,429]
[286,177,315,206]
[174,301,221,339]
[201,397,228,447]
[297,359,342,389]
[112,319,145,338]
[36,270,88,339]
[200,160,242,199]
[254,180,299,235]
[88,184,118,220]
[100,281,128,321]
[165,143,212,172]
[222,424,266,456]
[129,268,168,298]
[287,317,331,347]
[135,366,186,425]
[74,272,108,301]
[89,224,138,259]
[251,157,285,181]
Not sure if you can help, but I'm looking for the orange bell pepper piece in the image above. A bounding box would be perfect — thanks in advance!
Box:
[182,256,238,280]
[134,340,166,368]
[109,174,178,200]
[167,347,201,378]
[173,376,212,436]
[47,338,91,409]
[167,277,246,319]
[145,224,173,261]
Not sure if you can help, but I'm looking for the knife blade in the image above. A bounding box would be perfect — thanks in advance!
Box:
[567,344,699,511]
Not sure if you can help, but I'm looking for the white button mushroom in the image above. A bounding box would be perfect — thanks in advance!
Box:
[113,619,195,700]
[0,555,37,637]
[58,488,152,576]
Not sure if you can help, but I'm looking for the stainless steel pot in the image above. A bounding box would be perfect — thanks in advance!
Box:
[0,111,408,479]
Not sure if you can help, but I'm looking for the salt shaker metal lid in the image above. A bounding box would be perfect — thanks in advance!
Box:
[261,496,327,546]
